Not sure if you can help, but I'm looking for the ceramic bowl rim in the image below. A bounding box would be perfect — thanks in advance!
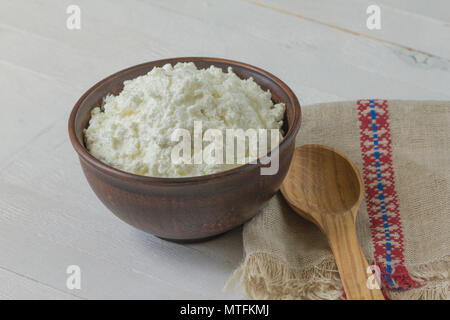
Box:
[68,57,301,185]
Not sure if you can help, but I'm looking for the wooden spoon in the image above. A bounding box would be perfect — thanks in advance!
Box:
[280,144,384,300]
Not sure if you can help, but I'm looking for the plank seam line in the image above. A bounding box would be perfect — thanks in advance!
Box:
[0,265,85,299]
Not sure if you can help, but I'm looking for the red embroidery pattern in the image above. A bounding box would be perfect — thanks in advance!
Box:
[357,99,419,290]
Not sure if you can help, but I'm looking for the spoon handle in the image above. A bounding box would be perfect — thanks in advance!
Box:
[324,212,385,300]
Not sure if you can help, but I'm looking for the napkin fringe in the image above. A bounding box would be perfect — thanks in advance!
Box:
[227,252,342,300]
[227,254,449,300]
[387,256,449,300]
[387,285,448,300]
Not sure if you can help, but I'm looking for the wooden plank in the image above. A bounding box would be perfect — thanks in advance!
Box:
[0,0,448,102]
[110,0,450,97]
[0,61,77,165]
[0,267,80,300]
[375,0,450,23]
[246,0,450,60]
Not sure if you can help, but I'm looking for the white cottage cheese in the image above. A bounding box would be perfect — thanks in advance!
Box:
[84,62,285,177]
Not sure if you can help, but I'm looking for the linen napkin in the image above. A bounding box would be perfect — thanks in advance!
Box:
[230,100,449,300]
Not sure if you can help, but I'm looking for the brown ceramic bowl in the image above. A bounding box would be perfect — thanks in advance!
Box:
[68,57,301,241]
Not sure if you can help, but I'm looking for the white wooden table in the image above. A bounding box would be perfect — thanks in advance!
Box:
[1,0,449,299]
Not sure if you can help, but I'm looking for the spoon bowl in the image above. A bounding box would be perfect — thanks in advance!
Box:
[281,144,384,300]
[281,145,363,220]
